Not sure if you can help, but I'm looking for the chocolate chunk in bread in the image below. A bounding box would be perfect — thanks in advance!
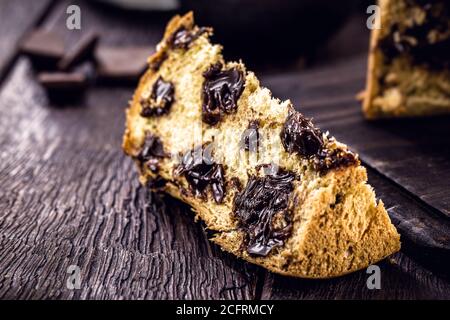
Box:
[170,26,209,50]
[202,63,245,125]
[136,133,167,173]
[140,76,175,117]
[123,12,400,278]
[175,145,226,204]
[234,166,295,256]
[240,120,260,152]
[281,109,323,158]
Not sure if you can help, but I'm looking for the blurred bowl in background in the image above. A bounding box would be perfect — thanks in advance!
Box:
[94,0,357,66]
[181,0,357,65]
[95,0,179,11]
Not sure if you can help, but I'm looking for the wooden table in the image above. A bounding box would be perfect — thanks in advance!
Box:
[0,0,449,300]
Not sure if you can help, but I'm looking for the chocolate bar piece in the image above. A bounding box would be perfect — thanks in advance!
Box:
[95,46,153,82]
[20,29,65,69]
[38,72,87,103]
[58,32,99,71]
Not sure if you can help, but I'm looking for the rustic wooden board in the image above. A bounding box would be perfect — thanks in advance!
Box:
[0,0,52,82]
[0,0,259,299]
[0,0,449,300]
[261,167,450,300]
[263,57,450,256]
[0,58,259,300]
[261,59,450,298]
[261,252,450,300]
[366,167,450,273]
[264,58,450,218]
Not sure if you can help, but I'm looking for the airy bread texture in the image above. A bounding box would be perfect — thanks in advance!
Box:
[123,12,400,278]
[363,0,450,118]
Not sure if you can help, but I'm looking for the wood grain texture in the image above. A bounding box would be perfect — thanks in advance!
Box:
[261,58,450,298]
[366,167,450,273]
[0,0,449,300]
[0,0,259,299]
[261,253,450,300]
[0,0,52,81]
[0,58,258,300]
[264,57,450,218]
[261,167,450,300]
[263,58,450,249]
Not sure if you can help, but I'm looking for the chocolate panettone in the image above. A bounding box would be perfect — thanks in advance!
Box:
[123,12,400,278]
[363,0,450,118]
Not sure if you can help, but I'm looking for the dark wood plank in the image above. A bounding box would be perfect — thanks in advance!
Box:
[261,252,450,300]
[0,0,52,81]
[261,56,450,299]
[259,166,450,300]
[0,0,259,299]
[0,57,258,300]
[366,167,450,273]
[264,57,450,246]
[1,1,448,300]
[264,56,450,219]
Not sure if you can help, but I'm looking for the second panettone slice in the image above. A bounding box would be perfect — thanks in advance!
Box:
[363,0,450,118]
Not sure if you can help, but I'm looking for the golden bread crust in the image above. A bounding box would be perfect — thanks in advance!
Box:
[124,12,400,278]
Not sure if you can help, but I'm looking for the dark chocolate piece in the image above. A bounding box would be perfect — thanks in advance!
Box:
[170,27,208,50]
[136,134,167,173]
[202,63,245,125]
[38,72,86,89]
[281,110,323,158]
[314,148,359,174]
[140,76,175,117]
[234,167,295,256]
[229,177,243,192]
[280,109,357,174]
[20,29,65,69]
[37,72,87,103]
[146,176,168,190]
[175,145,225,204]
[240,120,260,152]
[95,46,153,82]
[58,32,99,71]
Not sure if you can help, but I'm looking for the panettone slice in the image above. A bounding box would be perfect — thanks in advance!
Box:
[363,0,450,118]
[123,12,400,278]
